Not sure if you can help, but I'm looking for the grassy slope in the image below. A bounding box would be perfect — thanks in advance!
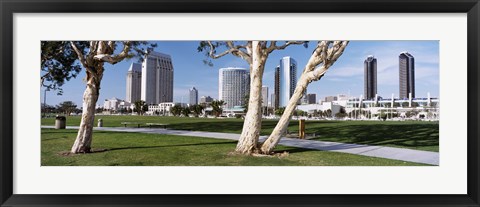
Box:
[42,129,428,166]
[42,115,439,152]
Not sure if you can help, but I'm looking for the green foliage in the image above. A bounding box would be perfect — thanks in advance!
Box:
[275,107,285,116]
[294,109,306,117]
[95,107,104,113]
[324,109,332,117]
[134,100,146,115]
[56,101,77,116]
[142,104,149,113]
[210,100,225,117]
[182,107,191,117]
[190,104,205,117]
[41,41,88,95]
[41,41,157,95]
[170,105,183,117]
[335,107,347,119]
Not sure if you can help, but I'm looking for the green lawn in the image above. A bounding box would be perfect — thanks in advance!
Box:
[42,115,439,152]
[41,129,428,166]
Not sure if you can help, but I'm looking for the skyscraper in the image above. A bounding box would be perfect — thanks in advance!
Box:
[261,86,268,107]
[199,96,213,105]
[141,51,174,105]
[277,57,297,107]
[270,93,276,108]
[125,63,142,103]
[301,89,308,105]
[189,87,198,105]
[274,65,280,109]
[307,93,317,104]
[399,52,415,99]
[219,67,250,109]
[364,55,377,100]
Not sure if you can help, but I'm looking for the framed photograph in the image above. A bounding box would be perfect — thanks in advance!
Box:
[1,0,479,206]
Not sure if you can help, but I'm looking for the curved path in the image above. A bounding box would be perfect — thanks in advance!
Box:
[42,126,439,165]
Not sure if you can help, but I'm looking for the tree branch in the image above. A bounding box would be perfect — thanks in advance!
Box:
[94,41,131,64]
[303,41,328,73]
[226,41,251,64]
[70,41,95,75]
[207,41,233,59]
[266,41,307,53]
[305,41,349,81]
[207,41,252,64]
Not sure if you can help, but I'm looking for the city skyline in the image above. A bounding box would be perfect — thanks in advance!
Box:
[41,41,439,107]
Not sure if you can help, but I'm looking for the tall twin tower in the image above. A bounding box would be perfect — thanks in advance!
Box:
[126,51,174,105]
[364,52,415,100]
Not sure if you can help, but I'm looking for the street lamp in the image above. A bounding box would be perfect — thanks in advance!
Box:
[42,88,50,118]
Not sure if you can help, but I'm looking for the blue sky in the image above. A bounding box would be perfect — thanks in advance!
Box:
[42,41,439,107]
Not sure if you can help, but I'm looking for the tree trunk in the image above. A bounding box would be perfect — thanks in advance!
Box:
[260,75,309,154]
[235,42,266,154]
[71,73,101,153]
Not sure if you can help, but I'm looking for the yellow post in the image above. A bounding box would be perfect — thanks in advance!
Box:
[299,119,305,139]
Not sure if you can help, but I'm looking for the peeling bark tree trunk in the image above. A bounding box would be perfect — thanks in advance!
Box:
[260,76,309,154]
[71,70,103,153]
[67,41,133,154]
[235,42,266,154]
[260,41,349,154]
[201,41,308,155]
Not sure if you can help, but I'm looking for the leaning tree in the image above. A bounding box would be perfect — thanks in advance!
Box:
[198,41,307,154]
[260,41,349,154]
[41,41,156,153]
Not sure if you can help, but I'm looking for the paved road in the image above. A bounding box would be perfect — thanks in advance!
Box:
[42,126,439,165]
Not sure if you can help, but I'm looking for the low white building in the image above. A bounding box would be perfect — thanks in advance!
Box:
[147,102,187,115]
[103,97,131,111]
[296,93,439,120]
[297,102,343,117]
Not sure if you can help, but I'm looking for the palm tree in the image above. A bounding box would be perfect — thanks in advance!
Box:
[170,105,182,117]
[191,104,205,117]
[182,107,191,117]
[134,100,146,115]
[210,100,225,117]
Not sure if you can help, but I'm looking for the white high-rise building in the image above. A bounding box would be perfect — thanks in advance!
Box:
[278,56,297,107]
[125,63,142,103]
[261,86,268,107]
[219,67,250,109]
[189,87,198,106]
[141,51,174,105]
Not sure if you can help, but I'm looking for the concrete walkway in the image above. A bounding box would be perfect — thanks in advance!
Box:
[42,126,439,165]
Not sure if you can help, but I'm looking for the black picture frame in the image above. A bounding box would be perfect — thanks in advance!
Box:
[1,0,479,206]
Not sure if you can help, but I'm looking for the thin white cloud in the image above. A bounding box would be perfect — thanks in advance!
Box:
[327,66,363,77]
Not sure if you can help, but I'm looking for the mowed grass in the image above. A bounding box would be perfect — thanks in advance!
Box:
[41,129,429,166]
[42,115,439,152]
